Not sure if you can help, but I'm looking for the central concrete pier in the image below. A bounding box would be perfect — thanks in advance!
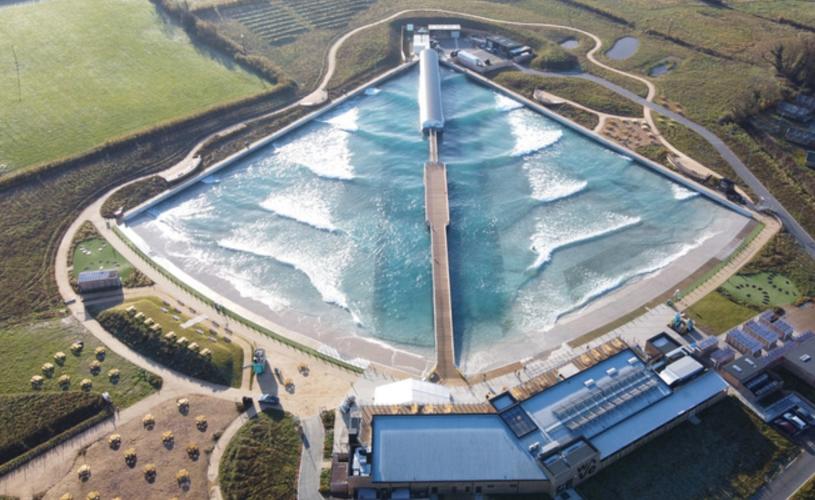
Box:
[424,130,459,382]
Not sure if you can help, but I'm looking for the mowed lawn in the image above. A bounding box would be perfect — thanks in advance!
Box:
[0,317,160,408]
[0,0,270,174]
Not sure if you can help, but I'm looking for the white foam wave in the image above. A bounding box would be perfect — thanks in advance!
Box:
[323,107,359,132]
[525,163,588,202]
[557,231,717,321]
[671,183,699,201]
[528,213,641,270]
[217,269,291,312]
[259,187,338,232]
[275,127,355,180]
[494,92,523,112]
[364,87,381,96]
[200,176,220,185]
[508,109,563,157]
[615,152,633,162]
[217,236,350,310]
[145,196,212,244]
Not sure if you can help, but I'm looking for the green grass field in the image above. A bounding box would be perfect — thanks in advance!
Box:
[73,238,134,282]
[106,296,244,387]
[578,397,798,500]
[0,0,270,174]
[721,272,801,308]
[0,318,160,408]
[686,290,757,335]
[219,409,301,500]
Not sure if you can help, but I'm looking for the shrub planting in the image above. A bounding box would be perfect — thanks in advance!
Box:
[96,309,233,385]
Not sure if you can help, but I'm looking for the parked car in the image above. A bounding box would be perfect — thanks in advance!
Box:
[784,412,807,431]
[793,406,815,425]
[774,417,797,435]
[253,348,266,364]
[258,394,279,407]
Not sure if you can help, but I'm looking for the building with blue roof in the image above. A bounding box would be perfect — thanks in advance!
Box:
[342,341,728,498]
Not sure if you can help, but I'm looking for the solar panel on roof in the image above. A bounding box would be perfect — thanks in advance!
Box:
[499,406,538,438]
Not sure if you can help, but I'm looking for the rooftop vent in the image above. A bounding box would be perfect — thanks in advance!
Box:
[628,357,639,365]
[801,354,812,363]
[606,367,618,376]
[745,358,756,367]
[583,378,595,388]
[733,365,742,373]
[528,442,541,455]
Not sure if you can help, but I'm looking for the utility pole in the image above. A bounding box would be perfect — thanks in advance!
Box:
[11,45,21,102]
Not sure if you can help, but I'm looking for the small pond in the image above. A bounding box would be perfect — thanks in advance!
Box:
[560,38,579,49]
[605,36,639,60]
[650,63,672,76]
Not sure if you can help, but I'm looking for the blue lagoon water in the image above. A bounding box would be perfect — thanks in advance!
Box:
[129,67,743,367]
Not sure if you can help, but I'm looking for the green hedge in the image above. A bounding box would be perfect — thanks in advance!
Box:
[0,393,112,477]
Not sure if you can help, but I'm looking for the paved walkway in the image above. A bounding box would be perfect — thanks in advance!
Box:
[297,414,325,500]
[676,214,782,310]
[207,405,257,500]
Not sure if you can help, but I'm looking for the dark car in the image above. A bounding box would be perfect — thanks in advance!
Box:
[259,393,280,407]
[774,417,798,436]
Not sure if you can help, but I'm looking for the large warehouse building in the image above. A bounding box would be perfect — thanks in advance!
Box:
[337,338,728,498]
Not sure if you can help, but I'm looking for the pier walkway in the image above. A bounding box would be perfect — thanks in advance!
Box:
[424,130,460,383]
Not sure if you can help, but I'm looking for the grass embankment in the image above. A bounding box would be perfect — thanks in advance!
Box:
[686,291,758,335]
[0,318,161,406]
[687,232,815,334]
[493,71,642,117]
[578,397,799,500]
[0,0,270,174]
[321,410,335,459]
[0,392,107,466]
[327,22,402,97]
[219,410,301,500]
[97,297,243,387]
[101,177,170,219]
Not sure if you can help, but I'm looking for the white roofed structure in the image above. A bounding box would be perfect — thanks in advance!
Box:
[373,379,451,405]
[418,49,444,133]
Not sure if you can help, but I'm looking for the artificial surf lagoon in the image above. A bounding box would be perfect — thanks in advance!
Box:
[125,62,751,374]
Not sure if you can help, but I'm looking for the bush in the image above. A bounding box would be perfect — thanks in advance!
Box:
[532,45,580,71]
[89,361,101,376]
[54,352,67,365]
[143,414,155,430]
[144,463,157,483]
[86,492,100,500]
[77,464,91,481]
[124,447,137,467]
[108,368,120,383]
[176,468,191,488]
[195,415,208,432]
[94,346,106,361]
[58,375,71,389]
[42,363,55,378]
[80,378,93,392]
[186,443,200,460]
[31,375,45,390]
[108,433,122,450]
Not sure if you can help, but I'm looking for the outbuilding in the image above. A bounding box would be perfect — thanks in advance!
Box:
[76,269,121,293]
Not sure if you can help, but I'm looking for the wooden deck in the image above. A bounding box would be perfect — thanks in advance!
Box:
[424,131,460,383]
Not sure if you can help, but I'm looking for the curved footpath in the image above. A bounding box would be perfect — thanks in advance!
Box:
[20,8,815,499]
